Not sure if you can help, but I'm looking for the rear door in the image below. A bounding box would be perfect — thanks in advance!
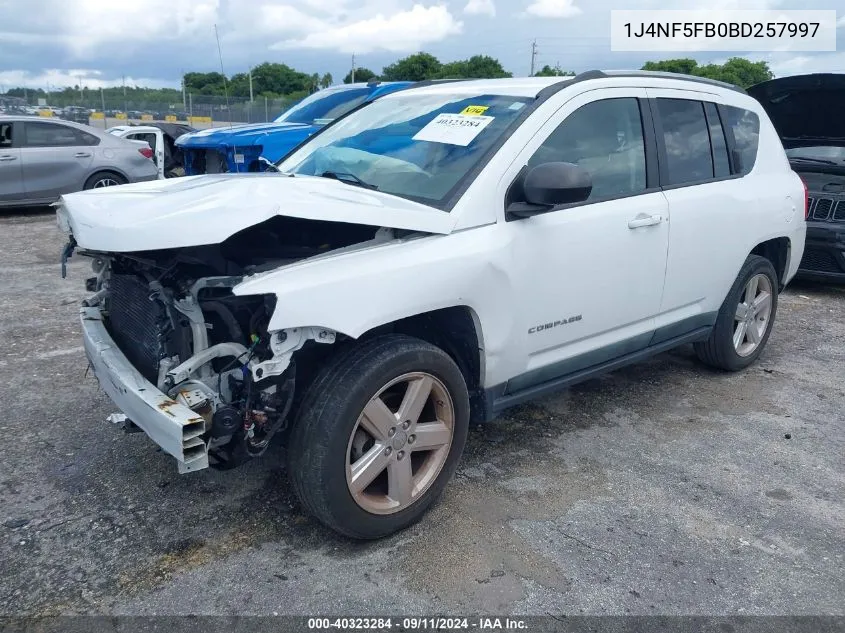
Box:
[0,121,23,202]
[646,89,764,332]
[20,120,96,198]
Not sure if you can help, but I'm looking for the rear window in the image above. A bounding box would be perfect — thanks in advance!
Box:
[720,105,760,175]
[656,98,713,186]
[23,121,79,147]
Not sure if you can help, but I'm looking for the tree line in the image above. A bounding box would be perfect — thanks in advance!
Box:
[3,55,774,107]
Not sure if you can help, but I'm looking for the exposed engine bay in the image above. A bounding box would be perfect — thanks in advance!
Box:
[75,215,389,469]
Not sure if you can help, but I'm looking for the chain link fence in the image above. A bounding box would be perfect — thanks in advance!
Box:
[2,93,296,130]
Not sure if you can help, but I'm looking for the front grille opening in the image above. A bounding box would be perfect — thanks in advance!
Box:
[813,198,833,221]
[834,201,845,222]
[800,247,843,274]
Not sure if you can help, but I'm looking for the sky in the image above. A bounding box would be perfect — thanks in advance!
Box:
[0,0,843,92]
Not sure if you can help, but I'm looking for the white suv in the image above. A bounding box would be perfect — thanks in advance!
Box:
[57,71,806,539]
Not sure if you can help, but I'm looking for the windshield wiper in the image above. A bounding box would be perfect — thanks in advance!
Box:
[789,156,840,166]
[319,171,379,191]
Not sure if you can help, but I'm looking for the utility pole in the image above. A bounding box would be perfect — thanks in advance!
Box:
[351,53,356,83]
[100,86,106,114]
[249,67,254,102]
[530,40,538,76]
[181,70,186,108]
[122,74,127,115]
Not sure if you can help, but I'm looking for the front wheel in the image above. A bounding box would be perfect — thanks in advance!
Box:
[694,254,779,371]
[287,335,470,539]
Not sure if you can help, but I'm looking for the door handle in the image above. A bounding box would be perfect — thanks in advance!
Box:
[0,155,17,161]
[628,213,663,229]
[74,152,92,158]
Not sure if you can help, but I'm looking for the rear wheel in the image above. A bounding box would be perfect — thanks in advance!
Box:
[287,335,470,539]
[694,254,778,371]
[84,171,126,189]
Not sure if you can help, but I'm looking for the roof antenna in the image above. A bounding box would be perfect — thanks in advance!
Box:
[214,23,232,128]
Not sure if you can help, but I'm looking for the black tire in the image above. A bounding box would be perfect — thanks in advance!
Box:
[83,171,126,190]
[694,254,779,371]
[287,334,470,539]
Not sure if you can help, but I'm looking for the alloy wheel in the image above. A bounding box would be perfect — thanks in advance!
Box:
[345,372,454,515]
[733,273,773,357]
[93,177,120,188]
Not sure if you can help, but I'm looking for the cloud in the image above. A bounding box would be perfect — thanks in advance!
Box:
[254,4,328,34]
[65,0,219,55]
[0,69,179,90]
[0,0,220,56]
[523,0,581,19]
[838,15,845,27]
[761,51,845,77]
[272,4,463,54]
[464,0,495,17]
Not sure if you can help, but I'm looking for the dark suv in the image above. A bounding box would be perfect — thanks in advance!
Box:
[750,74,845,281]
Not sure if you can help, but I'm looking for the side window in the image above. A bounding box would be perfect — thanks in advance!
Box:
[128,132,157,149]
[129,133,158,164]
[720,105,760,175]
[76,130,101,146]
[23,122,80,148]
[0,123,12,147]
[703,102,731,178]
[656,99,713,186]
[527,98,646,201]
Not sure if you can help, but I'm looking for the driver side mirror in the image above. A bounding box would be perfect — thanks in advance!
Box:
[507,162,592,220]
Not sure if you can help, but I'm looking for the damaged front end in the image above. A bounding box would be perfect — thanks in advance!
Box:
[80,252,336,472]
[68,215,394,472]
[56,174,452,473]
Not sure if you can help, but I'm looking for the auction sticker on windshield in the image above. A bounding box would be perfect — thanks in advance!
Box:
[460,105,489,116]
[413,113,494,146]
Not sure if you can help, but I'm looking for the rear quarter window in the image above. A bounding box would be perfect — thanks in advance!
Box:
[719,105,760,175]
[77,130,101,146]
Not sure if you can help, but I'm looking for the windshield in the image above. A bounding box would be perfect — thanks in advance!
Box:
[275,87,371,125]
[277,92,533,208]
[786,145,845,163]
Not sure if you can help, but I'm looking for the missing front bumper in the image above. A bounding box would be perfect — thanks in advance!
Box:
[80,306,210,473]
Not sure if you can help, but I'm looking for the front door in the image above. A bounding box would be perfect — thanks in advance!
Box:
[506,89,670,392]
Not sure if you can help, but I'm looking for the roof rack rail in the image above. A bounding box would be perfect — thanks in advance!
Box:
[595,70,745,93]
[412,78,470,87]
[540,69,745,95]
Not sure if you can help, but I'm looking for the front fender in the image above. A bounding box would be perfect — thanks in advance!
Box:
[232,224,516,386]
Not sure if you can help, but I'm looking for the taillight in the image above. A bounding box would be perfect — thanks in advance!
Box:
[139,147,153,160]
[802,179,809,220]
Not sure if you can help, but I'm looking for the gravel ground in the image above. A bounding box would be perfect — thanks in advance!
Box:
[1,208,843,617]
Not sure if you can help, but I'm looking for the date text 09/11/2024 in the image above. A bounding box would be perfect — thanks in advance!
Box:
[307,617,528,630]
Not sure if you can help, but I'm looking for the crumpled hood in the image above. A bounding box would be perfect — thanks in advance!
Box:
[748,73,845,147]
[58,174,453,252]
[175,121,316,148]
